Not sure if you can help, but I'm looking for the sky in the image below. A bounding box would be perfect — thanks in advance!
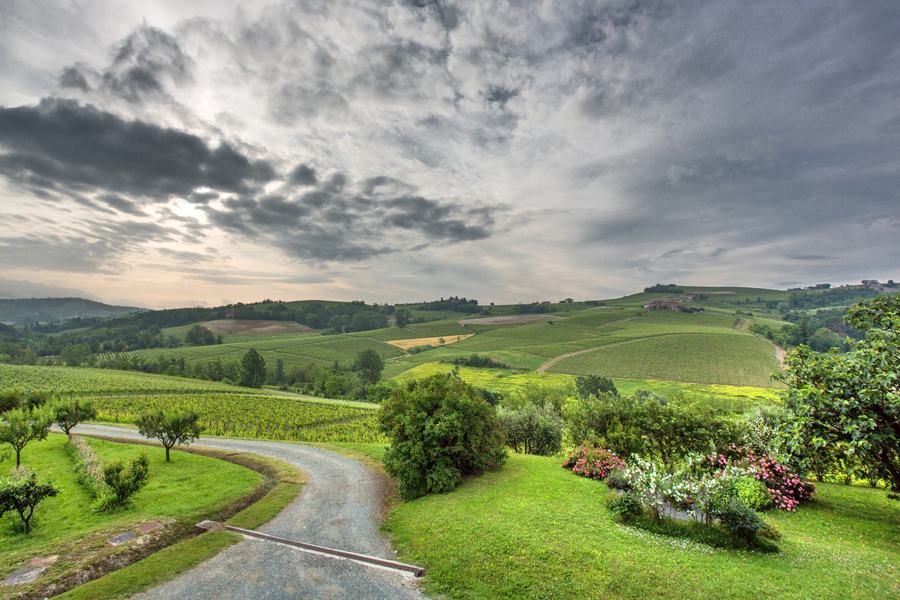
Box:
[0,0,898,309]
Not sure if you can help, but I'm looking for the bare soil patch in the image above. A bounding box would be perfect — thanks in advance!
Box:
[385,334,474,350]
[203,319,316,335]
[459,315,562,325]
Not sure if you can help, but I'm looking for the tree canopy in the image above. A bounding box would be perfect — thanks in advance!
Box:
[136,410,203,462]
[353,349,384,386]
[779,294,900,496]
[239,349,267,388]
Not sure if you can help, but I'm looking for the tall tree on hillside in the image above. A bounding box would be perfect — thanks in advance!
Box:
[353,349,384,386]
[240,349,267,388]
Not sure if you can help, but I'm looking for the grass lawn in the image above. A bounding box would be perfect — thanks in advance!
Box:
[0,433,263,597]
[384,453,900,600]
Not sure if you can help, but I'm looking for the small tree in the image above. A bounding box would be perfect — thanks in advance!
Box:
[239,349,267,388]
[53,399,97,439]
[0,465,59,534]
[575,375,618,398]
[102,453,150,507]
[136,411,203,462]
[380,375,507,500]
[0,406,53,467]
[779,294,900,496]
[353,349,384,386]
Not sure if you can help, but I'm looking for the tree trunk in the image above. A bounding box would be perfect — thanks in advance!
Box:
[165,445,171,462]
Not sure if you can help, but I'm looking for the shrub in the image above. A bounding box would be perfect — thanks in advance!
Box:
[735,477,773,511]
[380,375,507,500]
[714,497,768,546]
[498,403,563,455]
[99,453,150,510]
[606,491,642,521]
[605,468,630,491]
[66,436,111,499]
[563,439,626,480]
[717,445,814,511]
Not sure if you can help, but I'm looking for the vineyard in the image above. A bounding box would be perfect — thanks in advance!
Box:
[92,393,386,444]
[0,364,386,443]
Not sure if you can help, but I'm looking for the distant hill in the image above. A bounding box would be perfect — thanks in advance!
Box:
[0,298,146,325]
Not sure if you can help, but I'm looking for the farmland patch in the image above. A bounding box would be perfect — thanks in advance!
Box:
[201,319,316,335]
[385,334,475,350]
[459,314,562,325]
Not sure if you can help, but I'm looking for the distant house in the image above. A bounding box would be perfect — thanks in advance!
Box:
[685,293,697,301]
[541,300,551,305]
[862,280,880,285]
[561,298,574,303]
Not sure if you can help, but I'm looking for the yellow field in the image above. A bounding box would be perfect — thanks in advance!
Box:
[386,334,475,350]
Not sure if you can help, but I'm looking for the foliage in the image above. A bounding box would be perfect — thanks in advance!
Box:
[136,410,203,462]
[778,294,900,495]
[184,324,217,346]
[605,491,642,521]
[735,477,773,511]
[239,348,267,388]
[0,465,59,534]
[716,445,815,510]
[564,390,745,461]
[496,402,563,455]
[380,375,507,500]
[353,349,384,385]
[562,439,626,480]
[644,284,684,294]
[66,435,111,499]
[0,406,53,466]
[444,354,509,369]
[99,452,150,510]
[53,398,97,438]
[714,497,769,545]
[575,374,618,398]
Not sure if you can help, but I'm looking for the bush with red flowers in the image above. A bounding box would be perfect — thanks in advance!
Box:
[563,438,626,481]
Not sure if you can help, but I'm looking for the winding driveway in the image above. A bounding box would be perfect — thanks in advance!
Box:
[71,423,428,600]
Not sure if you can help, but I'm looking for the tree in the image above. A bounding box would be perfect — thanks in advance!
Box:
[779,294,900,496]
[575,375,618,398]
[273,357,285,384]
[136,410,203,462]
[0,465,59,534]
[353,349,384,386]
[53,399,97,439]
[0,406,53,466]
[394,309,411,328]
[239,349,267,388]
[103,453,150,506]
[380,375,507,500]
[184,324,216,346]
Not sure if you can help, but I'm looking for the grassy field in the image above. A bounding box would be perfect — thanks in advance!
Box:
[393,362,575,396]
[548,334,782,388]
[0,434,262,596]
[384,453,900,600]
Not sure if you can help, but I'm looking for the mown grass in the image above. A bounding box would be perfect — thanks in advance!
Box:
[53,444,306,600]
[393,362,574,395]
[548,333,781,387]
[0,434,263,598]
[385,453,900,600]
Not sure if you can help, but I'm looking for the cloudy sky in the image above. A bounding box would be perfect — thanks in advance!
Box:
[0,0,897,308]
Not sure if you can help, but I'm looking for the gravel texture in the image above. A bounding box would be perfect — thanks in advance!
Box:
[72,424,429,600]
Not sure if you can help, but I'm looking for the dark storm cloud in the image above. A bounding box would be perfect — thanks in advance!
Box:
[204,175,497,261]
[289,164,318,186]
[0,99,276,201]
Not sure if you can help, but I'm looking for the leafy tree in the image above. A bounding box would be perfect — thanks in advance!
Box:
[273,357,285,384]
[497,402,563,455]
[239,349,267,388]
[380,375,507,500]
[102,453,150,507]
[353,349,384,386]
[0,391,20,415]
[184,324,216,346]
[0,406,53,466]
[575,375,618,398]
[53,399,97,440]
[136,410,203,462]
[394,309,411,328]
[779,294,900,496]
[0,465,59,534]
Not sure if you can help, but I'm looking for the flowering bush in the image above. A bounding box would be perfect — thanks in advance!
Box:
[563,439,626,481]
[715,445,814,511]
[66,436,111,499]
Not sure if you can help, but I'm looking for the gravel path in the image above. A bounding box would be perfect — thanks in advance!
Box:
[71,424,428,600]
